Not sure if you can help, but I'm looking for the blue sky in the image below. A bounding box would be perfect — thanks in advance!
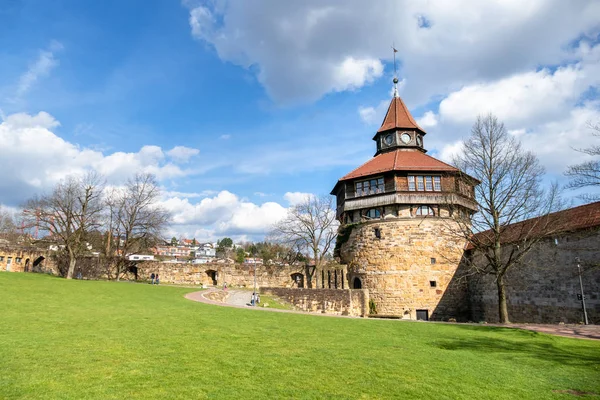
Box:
[1,0,599,241]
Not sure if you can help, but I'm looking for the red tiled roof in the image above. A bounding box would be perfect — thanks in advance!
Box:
[468,201,600,249]
[377,96,425,134]
[339,149,458,181]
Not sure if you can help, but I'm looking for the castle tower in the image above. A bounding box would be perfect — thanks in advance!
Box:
[331,91,478,320]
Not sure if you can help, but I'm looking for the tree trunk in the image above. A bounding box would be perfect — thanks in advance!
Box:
[497,275,510,323]
[66,252,76,280]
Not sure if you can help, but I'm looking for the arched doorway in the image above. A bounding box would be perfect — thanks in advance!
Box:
[127,265,139,281]
[291,273,304,288]
[353,277,362,289]
[24,258,30,273]
[206,270,218,286]
[32,256,45,271]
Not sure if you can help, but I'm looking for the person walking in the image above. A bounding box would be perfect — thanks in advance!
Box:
[150,273,155,285]
[155,274,160,285]
[256,293,260,305]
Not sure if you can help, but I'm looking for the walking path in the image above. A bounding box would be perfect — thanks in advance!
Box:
[184,289,600,340]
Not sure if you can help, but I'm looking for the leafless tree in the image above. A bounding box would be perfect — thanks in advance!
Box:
[565,122,600,201]
[271,195,338,288]
[105,173,170,280]
[0,206,17,241]
[452,114,565,323]
[23,172,105,279]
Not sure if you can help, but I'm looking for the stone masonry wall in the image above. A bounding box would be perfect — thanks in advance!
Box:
[0,246,57,274]
[262,287,369,317]
[339,217,469,321]
[135,261,306,288]
[468,229,600,324]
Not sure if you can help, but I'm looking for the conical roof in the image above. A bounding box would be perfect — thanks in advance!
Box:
[377,96,425,134]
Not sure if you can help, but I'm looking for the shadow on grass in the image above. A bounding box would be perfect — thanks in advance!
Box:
[434,325,600,366]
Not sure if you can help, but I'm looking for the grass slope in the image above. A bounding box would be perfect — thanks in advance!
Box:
[1,273,599,399]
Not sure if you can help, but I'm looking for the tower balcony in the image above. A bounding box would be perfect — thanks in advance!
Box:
[337,192,477,218]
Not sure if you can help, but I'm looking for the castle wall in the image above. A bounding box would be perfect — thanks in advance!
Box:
[134,261,306,288]
[339,217,469,321]
[261,287,369,317]
[467,229,600,324]
[0,246,57,274]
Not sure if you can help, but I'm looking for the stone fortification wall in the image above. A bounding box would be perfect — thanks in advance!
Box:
[339,217,469,321]
[0,246,57,274]
[135,261,305,288]
[468,229,600,324]
[262,287,369,317]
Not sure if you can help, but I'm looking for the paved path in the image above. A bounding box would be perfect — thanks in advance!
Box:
[185,289,600,341]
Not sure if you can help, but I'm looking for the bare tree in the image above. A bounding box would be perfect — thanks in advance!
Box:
[23,172,105,279]
[452,114,564,323]
[106,173,170,280]
[565,122,600,201]
[271,195,338,288]
[0,206,18,242]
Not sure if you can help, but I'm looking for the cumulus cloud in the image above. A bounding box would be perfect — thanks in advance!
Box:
[438,65,593,125]
[161,190,288,238]
[0,111,194,205]
[184,0,600,104]
[417,111,438,128]
[359,100,389,125]
[283,192,315,206]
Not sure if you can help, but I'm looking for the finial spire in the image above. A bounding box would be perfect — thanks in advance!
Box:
[392,45,399,98]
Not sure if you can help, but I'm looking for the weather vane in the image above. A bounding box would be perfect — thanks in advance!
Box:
[392,44,399,98]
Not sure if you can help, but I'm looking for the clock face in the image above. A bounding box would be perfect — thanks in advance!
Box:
[416,135,423,146]
[384,134,394,146]
[401,133,411,144]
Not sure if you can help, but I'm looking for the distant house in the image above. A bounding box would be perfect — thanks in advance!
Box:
[128,254,154,261]
[196,243,216,258]
[244,257,263,265]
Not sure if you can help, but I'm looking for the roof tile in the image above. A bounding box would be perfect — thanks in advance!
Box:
[378,96,425,134]
[339,149,458,181]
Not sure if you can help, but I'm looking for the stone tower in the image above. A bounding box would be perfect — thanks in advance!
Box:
[331,92,478,320]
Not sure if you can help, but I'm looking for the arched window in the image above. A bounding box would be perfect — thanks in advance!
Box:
[364,209,381,219]
[415,205,435,216]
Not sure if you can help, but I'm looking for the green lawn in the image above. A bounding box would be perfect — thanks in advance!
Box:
[1,273,599,399]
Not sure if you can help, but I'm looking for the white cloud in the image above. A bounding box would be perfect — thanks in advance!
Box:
[437,141,464,164]
[518,103,600,174]
[417,111,438,128]
[439,65,591,124]
[163,190,217,199]
[167,145,200,163]
[331,57,384,93]
[284,192,314,206]
[220,134,231,140]
[359,100,389,125]
[16,41,63,98]
[184,0,600,104]
[0,111,195,204]
[161,190,288,238]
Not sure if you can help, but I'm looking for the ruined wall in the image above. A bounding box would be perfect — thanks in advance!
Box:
[468,229,600,324]
[262,287,369,317]
[135,262,306,288]
[0,246,57,275]
[339,217,469,321]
